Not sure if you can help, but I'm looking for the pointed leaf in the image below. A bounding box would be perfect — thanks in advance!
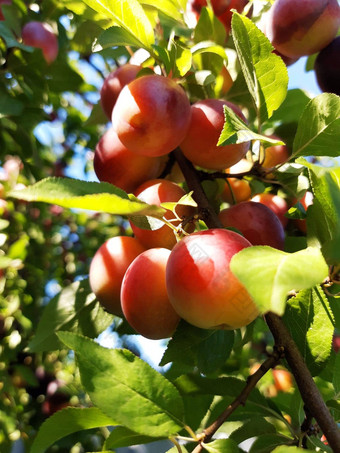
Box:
[292,93,340,158]
[283,286,334,376]
[272,447,315,453]
[203,438,240,452]
[30,407,116,453]
[230,247,329,315]
[81,0,154,50]
[231,13,288,122]
[218,104,285,146]
[160,321,234,374]
[57,332,185,437]
[28,280,113,352]
[140,0,183,21]
[8,177,166,217]
[94,25,143,50]
[105,426,161,449]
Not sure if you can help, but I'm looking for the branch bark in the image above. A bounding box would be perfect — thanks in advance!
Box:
[174,148,340,453]
[191,350,283,453]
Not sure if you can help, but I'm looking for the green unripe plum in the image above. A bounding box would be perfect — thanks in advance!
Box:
[89,236,146,316]
[314,36,340,96]
[130,179,195,250]
[100,64,142,119]
[121,248,180,339]
[166,228,258,330]
[180,99,250,170]
[266,0,340,59]
[112,74,191,157]
[218,201,285,249]
[93,128,163,193]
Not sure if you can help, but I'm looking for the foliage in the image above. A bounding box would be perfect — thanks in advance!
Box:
[1,0,340,452]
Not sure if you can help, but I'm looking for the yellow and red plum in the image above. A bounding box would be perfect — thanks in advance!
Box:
[93,128,162,193]
[121,248,180,339]
[219,201,285,249]
[180,99,250,170]
[166,228,259,330]
[89,236,146,316]
[112,74,191,157]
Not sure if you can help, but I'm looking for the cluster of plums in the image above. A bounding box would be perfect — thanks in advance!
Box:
[88,0,338,339]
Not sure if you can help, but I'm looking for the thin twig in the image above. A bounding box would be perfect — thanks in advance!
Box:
[191,349,283,453]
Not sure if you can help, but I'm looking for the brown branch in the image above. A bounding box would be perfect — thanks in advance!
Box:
[173,148,340,453]
[173,148,223,229]
[191,349,284,453]
[265,313,340,452]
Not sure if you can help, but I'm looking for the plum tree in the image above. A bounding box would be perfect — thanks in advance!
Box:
[314,36,340,96]
[265,0,340,59]
[93,128,163,193]
[21,21,58,64]
[112,74,191,156]
[251,193,289,227]
[166,228,258,330]
[121,248,180,339]
[180,99,250,170]
[89,236,146,316]
[130,179,195,249]
[218,201,285,249]
[100,64,142,119]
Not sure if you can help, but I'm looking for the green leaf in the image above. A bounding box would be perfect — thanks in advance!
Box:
[194,7,226,46]
[292,93,340,158]
[8,177,166,217]
[203,438,240,452]
[81,0,155,50]
[230,418,277,445]
[298,159,340,264]
[28,280,113,352]
[333,352,340,398]
[230,247,329,316]
[57,332,185,437]
[283,286,334,376]
[270,89,312,125]
[30,407,116,453]
[231,12,288,122]
[249,433,293,452]
[160,321,234,374]
[94,25,144,50]
[105,426,161,449]
[272,447,315,453]
[140,0,183,22]
[218,104,285,146]
[191,41,228,61]
[0,88,24,118]
[0,22,32,50]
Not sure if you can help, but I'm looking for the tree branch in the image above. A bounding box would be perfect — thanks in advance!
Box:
[191,349,283,453]
[265,313,340,452]
[174,147,340,453]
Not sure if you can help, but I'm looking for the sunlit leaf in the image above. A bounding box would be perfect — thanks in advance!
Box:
[30,407,116,453]
[293,94,340,158]
[8,177,166,217]
[230,246,329,315]
[57,332,185,437]
[231,13,288,122]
